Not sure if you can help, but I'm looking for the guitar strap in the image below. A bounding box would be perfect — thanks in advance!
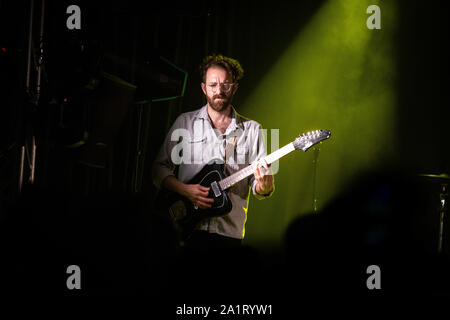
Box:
[224,135,238,164]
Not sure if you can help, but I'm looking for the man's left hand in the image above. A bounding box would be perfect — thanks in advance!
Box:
[254,159,274,195]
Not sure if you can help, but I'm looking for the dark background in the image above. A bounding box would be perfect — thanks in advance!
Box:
[0,0,447,305]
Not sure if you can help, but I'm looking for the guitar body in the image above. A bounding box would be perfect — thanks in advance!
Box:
[155,162,233,241]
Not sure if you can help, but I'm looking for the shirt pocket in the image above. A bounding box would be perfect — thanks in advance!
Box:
[188,137,207,164]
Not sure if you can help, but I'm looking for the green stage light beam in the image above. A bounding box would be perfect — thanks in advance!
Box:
[240,0,398,247]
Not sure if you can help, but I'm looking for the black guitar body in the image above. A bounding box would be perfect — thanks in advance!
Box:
[155,162,233,241]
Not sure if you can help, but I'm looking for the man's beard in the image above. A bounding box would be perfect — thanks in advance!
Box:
[206,93,233,112]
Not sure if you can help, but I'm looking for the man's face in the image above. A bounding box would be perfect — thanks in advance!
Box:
[201,66,238,112]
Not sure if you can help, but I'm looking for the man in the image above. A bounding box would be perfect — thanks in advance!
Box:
[152,55,274,250]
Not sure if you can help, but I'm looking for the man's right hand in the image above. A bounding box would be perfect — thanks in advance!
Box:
[161,176,214,209]
[180,184,214,209]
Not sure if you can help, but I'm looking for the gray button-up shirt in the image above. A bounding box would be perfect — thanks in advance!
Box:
[152,104,273,239]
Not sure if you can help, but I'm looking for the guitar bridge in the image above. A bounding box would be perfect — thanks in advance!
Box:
[210,181,221,198]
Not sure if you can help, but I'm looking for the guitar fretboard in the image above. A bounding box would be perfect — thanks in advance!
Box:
[218,142,296,190]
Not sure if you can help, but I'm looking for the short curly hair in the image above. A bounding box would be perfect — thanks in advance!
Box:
[199,54,244,83]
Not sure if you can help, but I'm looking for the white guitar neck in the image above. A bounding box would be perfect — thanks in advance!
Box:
[218,142,295,191]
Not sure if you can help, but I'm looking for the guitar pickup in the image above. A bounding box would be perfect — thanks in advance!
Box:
[210,181,221,198]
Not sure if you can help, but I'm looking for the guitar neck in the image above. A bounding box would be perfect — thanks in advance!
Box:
[219,142,296,191]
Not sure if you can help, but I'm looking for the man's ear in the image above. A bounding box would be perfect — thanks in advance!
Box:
[201,82,207,95]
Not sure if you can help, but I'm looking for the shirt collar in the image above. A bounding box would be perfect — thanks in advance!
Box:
[196,104,244,132]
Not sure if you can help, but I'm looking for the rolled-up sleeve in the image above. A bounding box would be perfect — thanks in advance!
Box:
[152,115,184,189]
[249,124,274,199]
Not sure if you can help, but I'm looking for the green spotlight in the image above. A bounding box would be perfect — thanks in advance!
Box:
[240,0,398,247]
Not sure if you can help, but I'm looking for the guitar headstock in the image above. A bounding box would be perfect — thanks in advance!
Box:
[293,129,331,151]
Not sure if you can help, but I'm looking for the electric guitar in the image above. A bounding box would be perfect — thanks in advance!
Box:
[155,129,331,241]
